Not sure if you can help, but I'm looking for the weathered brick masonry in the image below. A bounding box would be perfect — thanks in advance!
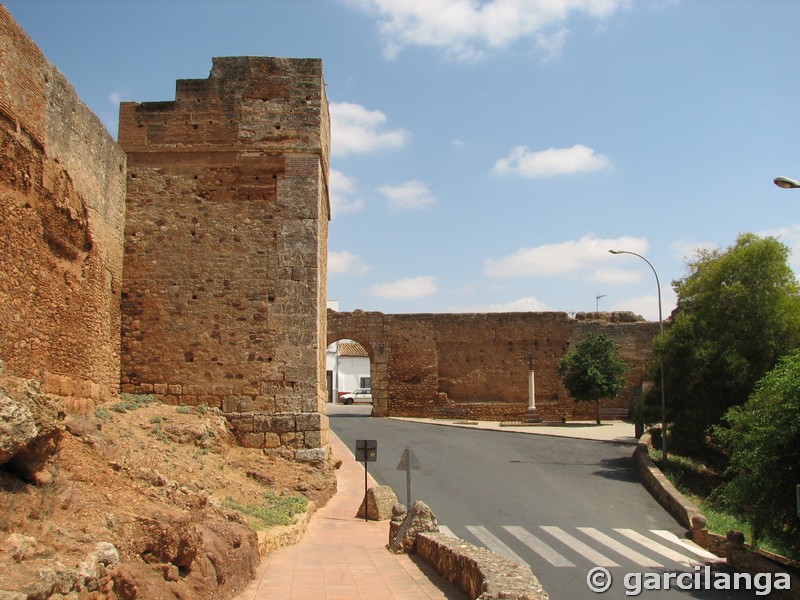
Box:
[328,310,658,420]
[0,6,127,412]
[118,57,331,456]
[2,4,653,460]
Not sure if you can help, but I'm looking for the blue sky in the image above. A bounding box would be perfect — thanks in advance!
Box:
[6,0,800,321]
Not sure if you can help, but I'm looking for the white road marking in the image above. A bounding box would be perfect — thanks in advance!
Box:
[466,526,528,565]
[540,526,620,567]
[438,525,456,538]
[577,527,663,567]
[614,528,697,566]
[650,529,725,563]
[503,526,576,567]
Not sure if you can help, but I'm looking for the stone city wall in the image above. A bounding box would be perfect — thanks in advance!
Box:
[328,310,659,420]
[118,57,331,455]
[0,6,127,412]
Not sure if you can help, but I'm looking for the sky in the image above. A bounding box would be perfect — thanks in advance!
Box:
[5,0,800,322]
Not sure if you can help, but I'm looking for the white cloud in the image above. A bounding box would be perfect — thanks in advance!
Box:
[535,27,569,61]
[471,296,550,312]
[670,238,720,263]
[608,290,678,323]
[587,267,642,285]
[345,0,628,60]
[328,251,369,276]
[492,144,611,178]
[329,169,365,215]
[377,180,436,211]
[330,102,409,157]
[759,224,800,270]
[369,275,439,299]
[485,235,647,278]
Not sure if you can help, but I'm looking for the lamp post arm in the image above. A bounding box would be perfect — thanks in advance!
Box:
[609,248,667,470]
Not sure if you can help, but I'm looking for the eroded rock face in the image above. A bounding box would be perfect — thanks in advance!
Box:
[112,511,260,600]
[0,376,65,483]
[0,391,37,463]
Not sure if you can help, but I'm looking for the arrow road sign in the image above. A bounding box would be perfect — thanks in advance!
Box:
[396,446,421,510]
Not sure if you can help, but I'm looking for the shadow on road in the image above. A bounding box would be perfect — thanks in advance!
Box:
[326,404,373,418]
[592,455,639,483]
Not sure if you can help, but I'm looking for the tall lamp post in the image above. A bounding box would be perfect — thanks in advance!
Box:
[609,249,667,470]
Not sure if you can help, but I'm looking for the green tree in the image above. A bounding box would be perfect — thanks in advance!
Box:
[653,233,800,452]
[710,350,800,560]
[559,332,628,424]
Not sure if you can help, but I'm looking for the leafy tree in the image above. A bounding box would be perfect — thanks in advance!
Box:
[710,350,800,560]
[559,332,628,424]
[653,233,800,452]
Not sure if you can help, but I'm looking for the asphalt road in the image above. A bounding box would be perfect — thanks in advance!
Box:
[329,407,761,600]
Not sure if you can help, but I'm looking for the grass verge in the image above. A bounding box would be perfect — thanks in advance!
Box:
[647,446,788,556]
[224,493,309,530]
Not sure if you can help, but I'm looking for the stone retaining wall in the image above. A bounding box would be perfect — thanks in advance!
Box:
[633,431,800,599]
[632,432,701,529]
[415,532,549,600]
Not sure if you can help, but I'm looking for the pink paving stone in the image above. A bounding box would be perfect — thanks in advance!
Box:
[234,431,464,600]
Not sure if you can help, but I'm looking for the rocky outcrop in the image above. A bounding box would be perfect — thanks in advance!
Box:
[388,501,439,553]
[356,485,398,521]
[112,511,259,600]
[0,538,119,599]
[0,376,65,484]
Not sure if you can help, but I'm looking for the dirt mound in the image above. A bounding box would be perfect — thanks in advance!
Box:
[0,392,337,599]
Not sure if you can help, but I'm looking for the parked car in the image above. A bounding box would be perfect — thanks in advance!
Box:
[340,388,372,405]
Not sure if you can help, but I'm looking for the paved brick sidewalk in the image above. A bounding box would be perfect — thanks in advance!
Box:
[235,431,464,600]
[391,416,639,444]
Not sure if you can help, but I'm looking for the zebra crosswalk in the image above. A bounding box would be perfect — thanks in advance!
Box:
[437,524,724,571]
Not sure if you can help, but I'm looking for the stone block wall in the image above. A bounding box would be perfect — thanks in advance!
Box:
[328,310,659,420]
[118,57,330,454]
[0,6,127,413]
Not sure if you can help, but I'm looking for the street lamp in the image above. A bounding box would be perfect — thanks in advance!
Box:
[774,176,800,189]
[609,249,668,470]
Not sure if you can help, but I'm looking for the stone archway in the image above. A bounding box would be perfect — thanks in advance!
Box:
[327,310,389,417]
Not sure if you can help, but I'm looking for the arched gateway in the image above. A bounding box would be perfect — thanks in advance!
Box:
[327,310,390,417]
[327,309,659,422]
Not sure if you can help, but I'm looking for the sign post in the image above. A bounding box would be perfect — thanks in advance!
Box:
[396,446,421,510]
[356,440,377,522]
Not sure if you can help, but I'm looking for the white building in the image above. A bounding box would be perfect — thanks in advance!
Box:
[325,340,370,403]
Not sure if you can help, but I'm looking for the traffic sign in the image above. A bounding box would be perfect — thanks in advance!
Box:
[396,446,421,510]
[356,439,377,462]
[356,440,377,522]
[396,447,421,471]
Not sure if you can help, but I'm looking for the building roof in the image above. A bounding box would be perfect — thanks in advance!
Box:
[338,342,368,357]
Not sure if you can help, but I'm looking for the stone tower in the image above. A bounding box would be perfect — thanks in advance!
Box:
[118,57,330,458]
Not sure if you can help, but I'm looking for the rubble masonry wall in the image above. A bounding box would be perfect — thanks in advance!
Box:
[0,6,127,413]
